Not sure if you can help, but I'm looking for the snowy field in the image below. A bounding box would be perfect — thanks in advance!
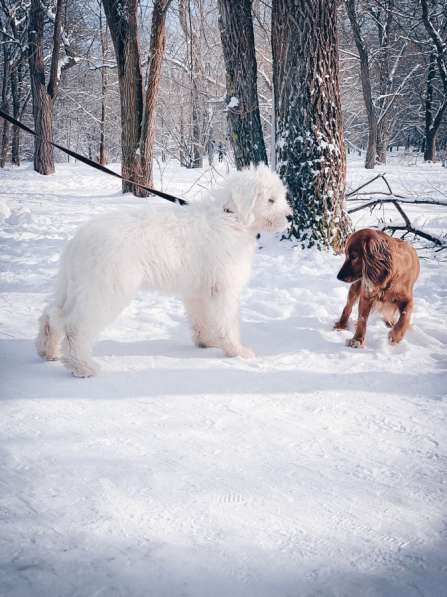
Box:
[1,155,447,597]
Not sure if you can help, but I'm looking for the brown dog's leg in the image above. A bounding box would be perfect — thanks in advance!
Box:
[347,293,374,348]
[334,280,361,330]
[388,298,413,344]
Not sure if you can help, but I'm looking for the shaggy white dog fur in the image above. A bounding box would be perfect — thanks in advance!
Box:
[36,164,291,377]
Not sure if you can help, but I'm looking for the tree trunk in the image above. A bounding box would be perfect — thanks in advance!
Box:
[103,0,143,193]
[376,122,389,164]
[375,0,394,166]
[345,0,377,169]
[424,52,436,162]
[99,6,108,166]
[421,0,447,163]
[28,0,66,175]
[217,0,267,169]
[138,0,171,193]
[179,0,203,169]
[272,0,349,251]
[103,0,171,195]
[0,47,11,168]
[424,130,436,162]
[0,108,10,168]
[10,57,24,166]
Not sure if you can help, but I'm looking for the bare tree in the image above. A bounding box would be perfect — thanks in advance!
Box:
[27,0,78,174]
[345,0,377,169]
[0,0,30,167]
[272,0,349,250]
[102,0,172,195]
[0,44,11,167]
[344,0,417,167]
[178,0,203,168]
[217,0,267,168]
[421,0,447,162]
[98,3,109,165]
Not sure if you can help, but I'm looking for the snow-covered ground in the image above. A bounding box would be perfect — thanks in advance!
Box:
[1,156,447,597]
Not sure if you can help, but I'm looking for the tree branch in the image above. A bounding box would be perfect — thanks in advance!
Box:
[347,173,446,248]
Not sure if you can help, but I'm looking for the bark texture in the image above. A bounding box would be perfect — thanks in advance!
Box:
[179,0,203,169]
[0,45,10,168]
[139,0,171,187]
[421,0,447,162]
[102,0,143,193]
[11,55,25,166]
[345,0,377,169]
[272,0,349,250]
[217,0,267,169]
[375,0,394,165]
[99,7,109,166]
[103,0,171,194]
[424,52,437,162]
[28,0,54,174]
[28,0,70,174]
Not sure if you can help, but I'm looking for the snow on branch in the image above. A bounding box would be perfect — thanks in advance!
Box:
[347,173,447,249]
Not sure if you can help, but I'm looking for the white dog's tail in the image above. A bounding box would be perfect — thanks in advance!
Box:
[36,304,64,362]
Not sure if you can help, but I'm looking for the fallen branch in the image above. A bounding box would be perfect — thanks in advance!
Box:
[382,224,444,247]
[348,197,447,212]
[347,173,385,197]
[347,173,447,249]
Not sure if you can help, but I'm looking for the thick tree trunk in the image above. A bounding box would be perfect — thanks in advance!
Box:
[138,0,171,193]
[217,0,267,169]
[30,89,55,175]
[272,0,349,251]
[424,130,436,162]
[376,122,389,164]
[28,0,66,175]
[103,0,143,193]
[345,0,377,169]
[103,0,171,195]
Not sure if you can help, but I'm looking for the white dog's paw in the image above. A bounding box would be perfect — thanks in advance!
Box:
[225,345,255,359]
[63,358,100,378]
[71,363,99,378]
[192,331,214,349]
[36,346,60,361]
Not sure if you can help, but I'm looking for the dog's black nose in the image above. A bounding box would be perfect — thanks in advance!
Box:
[286,214,293,223]
[337,271,344,281]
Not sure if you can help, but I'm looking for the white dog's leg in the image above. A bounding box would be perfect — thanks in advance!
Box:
[60,284,139,377]
[61,323,99,378]
[201,290,255,359]
[183,296,215,348]
[36,306,63,361]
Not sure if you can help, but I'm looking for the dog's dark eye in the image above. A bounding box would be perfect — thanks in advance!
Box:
[351,253,359,261]
[268,198,275,204]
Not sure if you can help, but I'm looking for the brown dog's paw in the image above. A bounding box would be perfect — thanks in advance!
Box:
[334,320,348,331]
[346,337,364,348]
[388,330,403,345]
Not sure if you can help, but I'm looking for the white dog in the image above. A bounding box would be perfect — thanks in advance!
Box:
[36,164,291,377]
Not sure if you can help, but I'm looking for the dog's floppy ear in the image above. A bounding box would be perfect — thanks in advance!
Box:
[223,189,256,227]
[362,233,392,285]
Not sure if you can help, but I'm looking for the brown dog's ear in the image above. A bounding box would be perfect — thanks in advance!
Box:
[362,233,392,285]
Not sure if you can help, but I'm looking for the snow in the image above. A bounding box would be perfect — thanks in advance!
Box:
[227,96,239,110]
[1,156,447,597]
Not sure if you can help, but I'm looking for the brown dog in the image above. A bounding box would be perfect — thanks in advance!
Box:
[335,228,420,347]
